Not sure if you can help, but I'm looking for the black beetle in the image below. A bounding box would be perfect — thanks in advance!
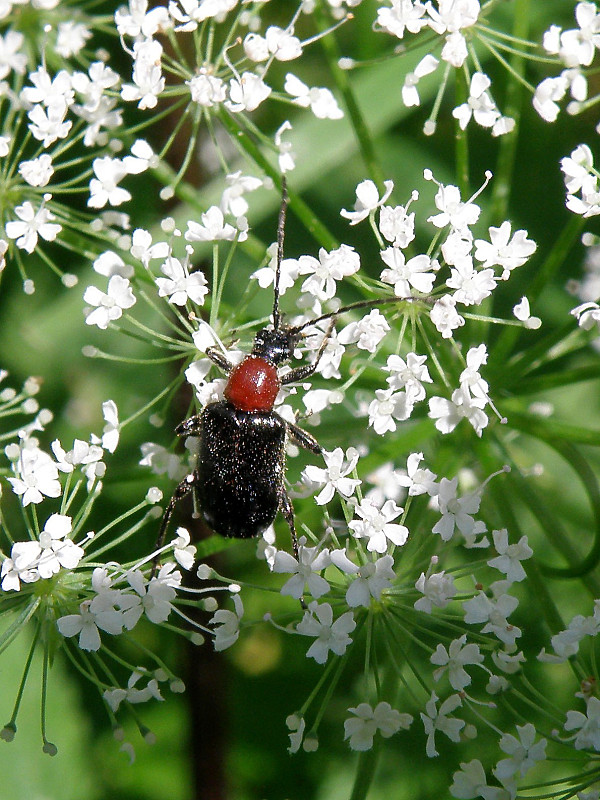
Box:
[155,180,403,559]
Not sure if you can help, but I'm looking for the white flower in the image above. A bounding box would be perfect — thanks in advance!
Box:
[431,634,484,690]
[427,181,481,234]
[220,171,263,217]
[451,759,506,800]
[185,206,239,242]
[296,601,356,663]
[8,441,61,505]
[121,38,165,110]
[414,570,456,612]
[345,554,396,607]
[344,702,410,751]
[431,477,483,542]
[463,581,521,647]
[275,120,295,173]
[341,179,394,225]
[533,75,568,122]
[487,528,532,583]
[57,600,104,651]
[36,513,84,578]
[337,309,390,352]
[187,67,226,107]
[209,592,243,651]
[474,222,536,279]
[5,198,61,253]
[225,72,271,113]
[376,0,427,39]
[84,275,136,329]
[101,399,120,453]
[428,387,488,437]
[452,72,501,131]
[430,295,465,338]
[245,26,302,62]
[379,201,416,248]
[284,73,343,119]
[380,247,437,295]
[172,527,196,570]
[128,564,180,624]
[402,53,439,107]
[564,696,600,751]
[349,498,408,553]
[130,228,170,266]
[572,301,600,331]
[385,353,432,400]
[368,388,414,434]
[27,102,71,147]
[297,243,360,301]
[397,452,437,496]
[93,251,134,279]
[302,447,361,505]
[421,692,465,758]
[88,156,131,209]
[18,153,54,187]
[156,255,209,306]
[494,723,547,784]
[0,30,27,78]
[273,543,331,599]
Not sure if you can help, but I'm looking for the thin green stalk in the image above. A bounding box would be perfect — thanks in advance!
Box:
[454,68,470,197]
[315,9,385,188]
[491,0,530,222]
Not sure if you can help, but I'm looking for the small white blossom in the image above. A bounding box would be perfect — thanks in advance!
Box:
[84,275,136,329]
[487,529,532,583]
[284,73,343,119]
[421,692,465,758]
[225,72,271,113]
[338,309,390,352]
[210,592,243,651]
[344,702,410,751]
[414,570,456,612]
[185,206,239,242]
[493,723,547,784]
[349,498,408,553]
[5,198,61,253]
[431,635,484,691]
[341,179,394,225]
[273,543,331,599]
[156,255,209,306]
[380,247,437,295]
[296,601,356,663]
[302,447,361,505]
[564,696,600,751]
[345,554,396,607]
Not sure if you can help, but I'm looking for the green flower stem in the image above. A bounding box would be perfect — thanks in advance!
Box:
[490,0,530,223]
[454,69,469,197]
[314,9,385,188]
[511,433,600,582]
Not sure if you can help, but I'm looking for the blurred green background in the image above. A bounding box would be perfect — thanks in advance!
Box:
[0,1,598,798]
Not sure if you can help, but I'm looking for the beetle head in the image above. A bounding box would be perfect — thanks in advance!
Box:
[251,326,301,365]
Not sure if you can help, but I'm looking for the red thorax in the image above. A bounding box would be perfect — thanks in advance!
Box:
[224,356,280,412]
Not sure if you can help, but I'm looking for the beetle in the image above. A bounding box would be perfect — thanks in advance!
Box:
[155,179,404,559]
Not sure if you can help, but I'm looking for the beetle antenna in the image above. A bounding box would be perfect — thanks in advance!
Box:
[290,294,420,333]
[272,176,288,332]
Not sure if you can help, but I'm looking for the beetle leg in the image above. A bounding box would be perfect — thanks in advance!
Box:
[280,319,336,386]
[279,485,299,560]
[206,346,235,374]
[175,414,203,437]
[153,470,198,570]
[286,420,322,455]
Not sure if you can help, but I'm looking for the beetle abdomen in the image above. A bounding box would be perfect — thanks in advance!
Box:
[197,401,287,538]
